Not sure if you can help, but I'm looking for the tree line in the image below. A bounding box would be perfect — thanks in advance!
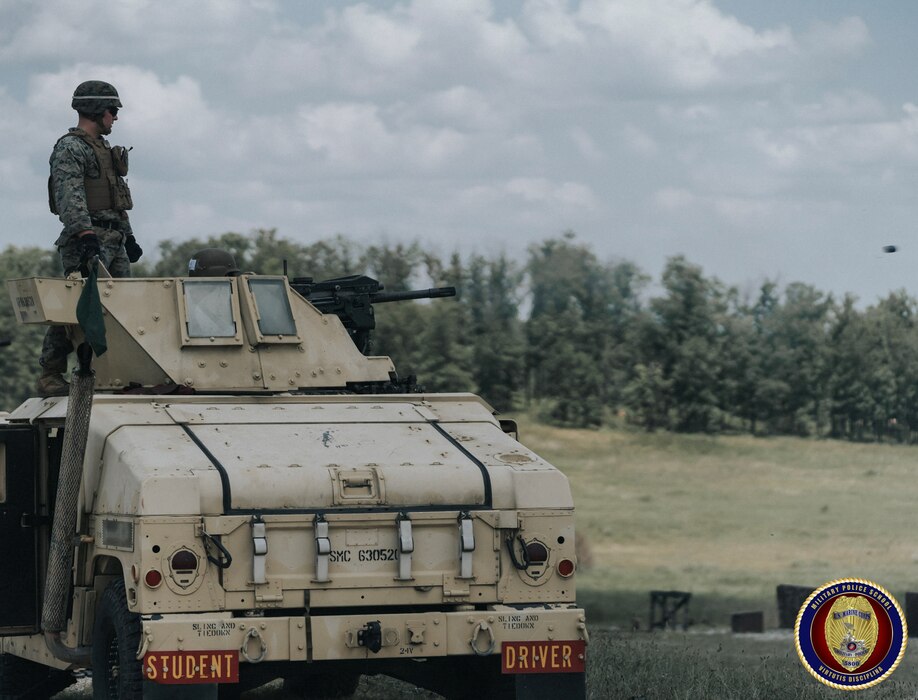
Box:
[1,229,916,442]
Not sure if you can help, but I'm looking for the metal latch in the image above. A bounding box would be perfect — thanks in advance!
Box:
[406,620,426,644]
[251,515,267,585]
[314,514,331,583]
[396,512,414,581]
[20,513,51,528]
[458,511,475,579]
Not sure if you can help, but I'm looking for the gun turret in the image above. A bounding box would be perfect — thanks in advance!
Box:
[290,274,456,353]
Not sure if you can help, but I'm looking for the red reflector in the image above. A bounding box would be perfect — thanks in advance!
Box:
[144,569,163,588]
[170,549,198,572]
[557,558,575,578]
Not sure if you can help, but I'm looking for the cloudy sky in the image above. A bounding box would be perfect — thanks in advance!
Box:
[3,0,918,302]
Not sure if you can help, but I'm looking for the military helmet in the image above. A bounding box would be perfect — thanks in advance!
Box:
[188,249,241,277]
[71,81,122,116]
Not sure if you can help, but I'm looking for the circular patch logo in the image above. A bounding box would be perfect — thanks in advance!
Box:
[795,578,907,690]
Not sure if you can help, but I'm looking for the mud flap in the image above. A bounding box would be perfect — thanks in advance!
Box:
[515,671,586,699]
[142,679,218,698]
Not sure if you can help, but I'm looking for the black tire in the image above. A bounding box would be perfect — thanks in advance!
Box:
[0,653,75,700]
[217,682,244,700]
[282,670,360,699]
[91,578,143,700]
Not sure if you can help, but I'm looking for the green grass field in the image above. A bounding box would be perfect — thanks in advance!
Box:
[515,419,918,629]
[511,418,918,697]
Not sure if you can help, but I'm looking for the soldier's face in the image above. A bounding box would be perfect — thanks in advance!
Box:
[100,108,118,135]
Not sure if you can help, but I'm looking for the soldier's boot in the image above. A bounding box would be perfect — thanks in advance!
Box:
[36,366,69,397]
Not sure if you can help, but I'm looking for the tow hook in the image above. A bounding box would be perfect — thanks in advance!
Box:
[357,621,383,653]
[469,620,495,656]
[240,627,267,663]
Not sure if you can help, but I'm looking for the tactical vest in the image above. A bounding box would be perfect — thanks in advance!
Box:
[48,129,133,215]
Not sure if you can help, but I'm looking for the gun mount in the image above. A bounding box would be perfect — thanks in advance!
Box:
[291,275,456,353]
[7,272,456,394]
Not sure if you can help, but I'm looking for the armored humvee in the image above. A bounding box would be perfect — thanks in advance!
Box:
[0,269,587,698]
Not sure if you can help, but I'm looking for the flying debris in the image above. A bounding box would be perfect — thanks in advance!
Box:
[883,245,898,253]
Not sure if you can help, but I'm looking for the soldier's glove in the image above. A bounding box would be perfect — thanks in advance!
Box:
[78,233,101,263]
[124,234,143,263]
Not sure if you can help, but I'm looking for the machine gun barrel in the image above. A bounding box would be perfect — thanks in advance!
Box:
[371,287,456,304]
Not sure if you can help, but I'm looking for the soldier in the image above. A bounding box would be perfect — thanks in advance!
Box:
[37,80,143,396]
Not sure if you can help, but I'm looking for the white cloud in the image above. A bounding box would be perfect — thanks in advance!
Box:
[299,102,393,169]
[0,0,273,61]
[506,177,597,209]
[413,86,505,132]
[570,127,605,161]
[576,0,795,90]
[795,90,886,124]
[744,103,918,177]
[801,16,870,57]
[713,196,773,226]
[750,130,801,169]
[338,3,423,68]
[522,0,587,47]
[622,124,658,156]
[295,102,467,173]
[655,188,696,210]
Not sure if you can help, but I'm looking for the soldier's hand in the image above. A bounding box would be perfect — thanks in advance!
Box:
[79,232,102,263]
[124,234,143,263]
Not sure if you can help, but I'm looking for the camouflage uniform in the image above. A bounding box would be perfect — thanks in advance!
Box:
[40,129,133,374]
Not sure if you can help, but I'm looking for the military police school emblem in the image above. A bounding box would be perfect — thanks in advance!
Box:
[795,579,907,690]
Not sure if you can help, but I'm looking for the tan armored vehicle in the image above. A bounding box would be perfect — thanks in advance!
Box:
[0,268,587,698]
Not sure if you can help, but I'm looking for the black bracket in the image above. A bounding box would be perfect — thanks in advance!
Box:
[357,621,383,653]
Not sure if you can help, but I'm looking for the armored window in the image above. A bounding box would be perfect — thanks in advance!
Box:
[178,279,243,345]
[246,278,299,340]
